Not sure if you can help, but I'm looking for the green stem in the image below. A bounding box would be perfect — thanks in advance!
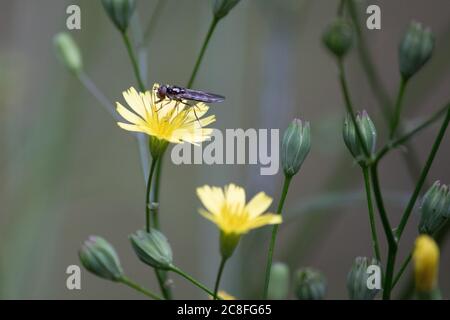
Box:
[396,108,450,240]
[338,59,370,158]
[213,257,227,300]
[122,31,146,91]
[145,157,172,299]
[370,164,397,299]
[152,152,164,204]
[187,17,219,89]
[337,0,346,16]
[143,0,167,45]
[392,252,412,289]
[390,78,408,139]
[376,103,450,162]
[263,175,292,299]
[145,158,158,232]
[347,0,392,124]
[119,276,163,300]
[170,265,218,298]
[362,166,382,263]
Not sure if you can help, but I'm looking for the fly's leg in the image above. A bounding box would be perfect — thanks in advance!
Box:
[156,99,171,112]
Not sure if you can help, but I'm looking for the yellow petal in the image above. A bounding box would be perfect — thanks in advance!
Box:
[199,209,219,225]
[116,102,146,125]
[123,87,147,119]
[117,122,146,133]
[246,213,282,231]
[224,184,246,209]
[197,185,225,215]
[246,192,273,218]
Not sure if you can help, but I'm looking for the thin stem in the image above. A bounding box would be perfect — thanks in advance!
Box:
[152,152,164,203]
[143,0,167,45]
[145,158,158,232]
[122,31,146,91]
[263,175,292,299]
[77,72,119,121]
[347,0,392,124]
[154,269,172,300]
[337,0,346,16]
[213,257,227,300]
[392,252,412,289]
[119,276,163,300]
[150,203,160,230]
[77,72,150,183]
[376,103,450,162]
[170,265,218,298]
[390,78,408,139]
[338,59,370,158]
[362,166,382,263]
[370,164,397,299]
[145,157,171,299]
[396,108,450,240]
[346,0,431,193]
[187,17,219,88]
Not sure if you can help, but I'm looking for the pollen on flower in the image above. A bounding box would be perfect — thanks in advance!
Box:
[116,84,216,145]
[196,183,282,235]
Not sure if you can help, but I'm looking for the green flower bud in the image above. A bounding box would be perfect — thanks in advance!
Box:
[267,262,290,300]
[53,32,83,74]
[399,22,434,80]
[347,257,380,300]
[281,119,311,178]
[101,0,136,33]
[219,231,240,259]
[322,19,354,58]
[419,181,450,235]
[213,0,241,20]
[294,268,326,300]
[130,229,173,270]
[79,236,124,281]
[343,111,377,163]
[149,136,169,160]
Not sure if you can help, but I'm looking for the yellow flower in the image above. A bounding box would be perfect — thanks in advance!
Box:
[413,235,439,292]
[116,84,216,146]
[196,184,282,236]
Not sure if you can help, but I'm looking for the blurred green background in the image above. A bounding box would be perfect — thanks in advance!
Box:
[0,0,449,299]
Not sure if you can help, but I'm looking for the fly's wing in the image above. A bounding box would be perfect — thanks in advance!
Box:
[179,88,225,103]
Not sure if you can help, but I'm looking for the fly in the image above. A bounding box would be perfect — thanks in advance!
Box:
[156,85,225,122]
[156,85,225,104]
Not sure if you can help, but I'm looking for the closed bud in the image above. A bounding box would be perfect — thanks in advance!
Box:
[343,111,377,163]
[413,235,439,295]
[101,0,136,33]
[129,229,173,270]
[419,181,450,235]
[53,33,83,74]
[267,262,290,300]
[294,268,326,300]
[399,22,434,80]
[347,257,380,300]
[322,19,354,58]
[213,0,241,20]
[281,119,311,178]
[79,236,124,281]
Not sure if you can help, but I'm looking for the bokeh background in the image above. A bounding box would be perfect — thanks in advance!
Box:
[1,0,449,299]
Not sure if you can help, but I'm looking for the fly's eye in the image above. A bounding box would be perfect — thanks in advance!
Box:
[158,86,167,95]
